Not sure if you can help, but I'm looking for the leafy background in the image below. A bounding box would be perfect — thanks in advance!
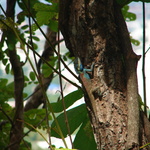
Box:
[0,0,150,150]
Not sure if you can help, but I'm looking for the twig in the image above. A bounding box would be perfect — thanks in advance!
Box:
[57,30,73,148]
[142,2,147,116]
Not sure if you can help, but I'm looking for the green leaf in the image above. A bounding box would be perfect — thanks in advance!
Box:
[33,42,38,50]
[7,82,14,91]
[32,36,40,41]
[2,58,8,65]
[0,51,4,61]
[24,75,30,81]
[74,117,97,150]
[130,37,140,46]
[48,20,58,32]
[63,55,67,61]
[6,38,16,51]
[31,23,37,31]
[0,120,11,148]
[42,56,57,77]
[23,92,28,98]
[125,12,136,21]
[24,75,29,87]
[33,3,58,27]
[36,11,54,26]
[51,89,83,113]
[0,16,8,30]
[138,94,144,108]
[34,3,58,12]
[24,109,52,130]
[19,140,32,150]
[51,104,87,138]
[116,0,132,6]
[0,14,5,20]
[0,79,14,101]
[42,63,53,77]
[21,24,28,30]
[122,5,136,22]
[0,78,8,87]
[29,71,36,81]
[17,11,26,24]
[5,63,10,74]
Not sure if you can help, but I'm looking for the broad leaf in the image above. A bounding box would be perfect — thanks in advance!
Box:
[51,104,87,138]
[33,2,58,31]
[51,89,84,113]
[24,109,52,130]
[49,20,58,32]
[74,117,97,150]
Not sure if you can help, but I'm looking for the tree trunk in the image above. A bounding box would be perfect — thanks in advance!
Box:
[59,0,150,149]
[6,0,24,149]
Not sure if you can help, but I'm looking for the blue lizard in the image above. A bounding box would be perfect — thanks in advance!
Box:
[74,57,94,79]
[74,57,103,117]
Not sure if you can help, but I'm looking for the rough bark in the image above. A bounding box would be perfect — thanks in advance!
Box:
[6,0,24,149]
[24,27,55,111]
[59,0,149,149]
[114,4,141,149]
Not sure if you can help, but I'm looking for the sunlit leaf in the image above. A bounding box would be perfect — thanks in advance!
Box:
[33,2,58,28]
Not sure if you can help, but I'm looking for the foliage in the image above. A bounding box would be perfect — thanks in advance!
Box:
[24,109,52,130]
[122,5,136,21]
[122,5,140,46]
[0,0,149,150]
[33,2,58,32]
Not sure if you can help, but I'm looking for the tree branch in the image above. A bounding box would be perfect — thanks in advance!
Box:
[24,28,55,111]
